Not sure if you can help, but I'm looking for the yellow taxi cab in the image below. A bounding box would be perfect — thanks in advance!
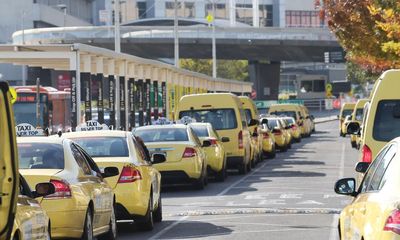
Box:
[335,137,400,240]
[259,119,276,158]
[268,104,312,137]
[239,96,263,167]
[261,117,288,152]
[283,117,302,142]
[176,93,253,174]
[0,82,19,240]
[339,102,356,137]
[12,175,53,240]
[347,70,400,164]
[299,104,315,133]
[18,137,118,239]
[134,124,209,189]
[190,122,228,182]
[61,129,164,231]
[350,99,368,148]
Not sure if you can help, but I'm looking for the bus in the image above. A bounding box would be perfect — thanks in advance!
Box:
[13,86,71,132]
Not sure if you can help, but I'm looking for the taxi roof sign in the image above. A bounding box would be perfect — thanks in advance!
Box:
[178,116,197,125]
[76,120,109,131]
[16,123,45,137]
[152,117,173,125]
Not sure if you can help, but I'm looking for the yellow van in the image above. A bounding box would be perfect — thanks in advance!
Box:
[268,104,311,137]
[239,96,262,166]
[299,105,315,134]
[347,70,400,163]
[0,82,19,240]
[339,102,356,137]
[350,99,368,148]
[176,93,254,174]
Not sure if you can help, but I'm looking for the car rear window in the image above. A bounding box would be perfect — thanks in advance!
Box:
[244,109,252,124]
[191,126,209,137]
[284,118,295,124]
[179,109,237,130]
[270,111,297,119]
[135,128,189,142]
[71,137,129,157]
[373,100,400,142]
[18,143,64,169]
[267,119,278,128]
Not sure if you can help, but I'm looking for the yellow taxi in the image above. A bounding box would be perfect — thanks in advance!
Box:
[268,104,312,137]
[0,82,19,240]
[339,102,356,137]
[11,175,53,240]
[299,104,315,133]
[259,119,276,158]
[278,118,293,149]
[335,137,400,240]
[239,96,263,166]
[61,130,164,231]
[134,124,209,190]
[347,70,400,163]
[283,117,302,142]
[176,93,253,174]
[350,99,368,148]
[18,137,118,239]
[261,117,288,152]
[190,122,228,182]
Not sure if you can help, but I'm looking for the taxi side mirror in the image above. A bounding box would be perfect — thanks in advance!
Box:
[334,178,357,197]
[152,153,166,164]
[355,162,370,173]
[102,167,120,178]
[248,119,259,127]
[221,137,230,142]
[347,122,360,135]
[34,182,55,198]
[310,115,315,120]
[261,119,268,125]
[202,140,212,147]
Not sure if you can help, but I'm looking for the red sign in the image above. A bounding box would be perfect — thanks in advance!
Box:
[250,89,257,100]
[57,73,71,91]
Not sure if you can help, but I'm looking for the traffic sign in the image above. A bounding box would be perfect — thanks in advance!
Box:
[206,14,214,23]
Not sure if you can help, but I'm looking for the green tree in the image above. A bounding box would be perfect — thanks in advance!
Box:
[180,59,249,81]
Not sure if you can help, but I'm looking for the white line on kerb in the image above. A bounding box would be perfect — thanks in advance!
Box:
[217,160,270,196]
[149,216,189,240]
[329,142,345,240]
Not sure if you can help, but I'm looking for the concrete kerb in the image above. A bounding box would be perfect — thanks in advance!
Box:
[314,116,338,124]
[164,208,341,217]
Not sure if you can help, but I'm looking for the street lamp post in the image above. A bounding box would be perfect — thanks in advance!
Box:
[174,0,179,68]
[57,4,67,39]
[212,1,217,79]
[114,0,121,53]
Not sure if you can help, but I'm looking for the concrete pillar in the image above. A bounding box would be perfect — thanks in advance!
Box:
[154,0,165,18]
[229,0,236,26]
[195,1,206,18]
[147,0,156,18]
[252,0,259,27]
[249,61,280,100]
[273,0,285,27]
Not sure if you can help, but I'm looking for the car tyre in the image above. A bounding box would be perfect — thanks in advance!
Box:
[137,194,154,231]
[216,162,227,182]
[194,174,206,190]
[238,161,248,175]
[99,204,117,240]
[153,196,162,223]
[82,208,94,240]
[351,141,357,149]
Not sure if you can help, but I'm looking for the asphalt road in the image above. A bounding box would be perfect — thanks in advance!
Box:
[118,120,359,240]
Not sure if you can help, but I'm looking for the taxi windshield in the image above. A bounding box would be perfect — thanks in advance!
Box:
[270,111,296,119]
[18,143,64,169]
[135,128,189,142]
[71,137,129,157]
[355,108,363,121]
[179,109,237,130]
[341,109,353,118]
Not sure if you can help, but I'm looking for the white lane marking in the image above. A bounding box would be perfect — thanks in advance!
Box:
[258,199,286,205]
[280,193,302,199]
[329,143,345,240]
[217,160,270,196]
[226,201,251,207]
[297,200,324,205]
[244,195,267,200]
[329,214,340,240]
[148,216,189,240]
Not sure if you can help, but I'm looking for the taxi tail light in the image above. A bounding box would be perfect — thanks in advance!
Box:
[361,144,372,163]
[274,129,282,136]
[238,130,244,149]
[45,179,71,199]
[291,125,297,130]
[118,166,142,183]
[182,147,197,158]
[209,138,218,146]
[263,133,269,139]
[384,210,400,235]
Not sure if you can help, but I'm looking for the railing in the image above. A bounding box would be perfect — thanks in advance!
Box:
[303,99,326,111]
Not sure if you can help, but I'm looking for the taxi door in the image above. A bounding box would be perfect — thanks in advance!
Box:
[71,144,112,229]
[0,82,19,240]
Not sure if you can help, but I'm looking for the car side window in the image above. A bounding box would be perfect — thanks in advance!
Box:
[359,145,390,193]
[76,145,102,177]
[367,144,396,192]
[191,128,203,147]
[132,137,150,162]
[71,144,92,175]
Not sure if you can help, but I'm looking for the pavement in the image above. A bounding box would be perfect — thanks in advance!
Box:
[116,120,359,240]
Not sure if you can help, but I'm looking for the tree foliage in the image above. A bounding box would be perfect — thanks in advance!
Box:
[180,59,249,81]
[323,0,400,72]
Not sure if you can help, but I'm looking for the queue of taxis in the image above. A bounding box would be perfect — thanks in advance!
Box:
[335,70,400,239]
